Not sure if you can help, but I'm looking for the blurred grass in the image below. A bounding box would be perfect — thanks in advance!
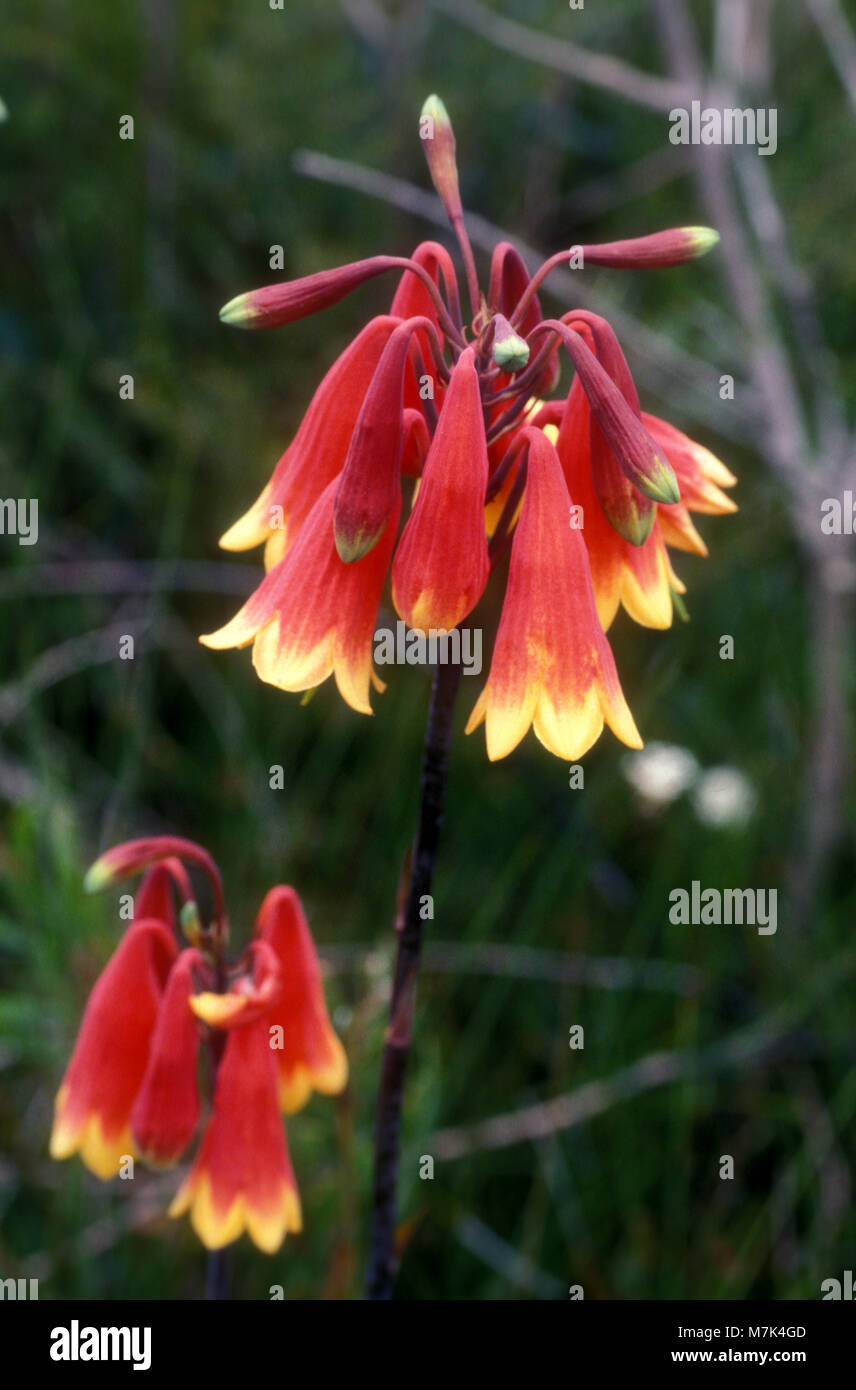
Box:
[1,0,854,1299]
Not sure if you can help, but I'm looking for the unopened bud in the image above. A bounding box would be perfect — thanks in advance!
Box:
[491,315,530,372]
[419,95,463,224]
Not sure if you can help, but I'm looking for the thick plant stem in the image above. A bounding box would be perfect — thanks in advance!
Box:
[365,658,463,1299]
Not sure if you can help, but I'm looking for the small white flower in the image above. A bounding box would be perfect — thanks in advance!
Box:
[692,766,756,828]
[622,742,700,807]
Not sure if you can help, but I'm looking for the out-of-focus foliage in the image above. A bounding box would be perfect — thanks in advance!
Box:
[0,0,854,1299]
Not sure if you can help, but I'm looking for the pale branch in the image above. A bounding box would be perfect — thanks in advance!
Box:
[432,1014,815,1161]
[804,0,856,121]
[430,0,689,114]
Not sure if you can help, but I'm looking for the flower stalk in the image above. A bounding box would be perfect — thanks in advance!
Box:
[365,657,463,1299]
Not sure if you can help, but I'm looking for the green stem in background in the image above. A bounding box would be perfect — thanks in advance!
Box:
[365,658,463,1299]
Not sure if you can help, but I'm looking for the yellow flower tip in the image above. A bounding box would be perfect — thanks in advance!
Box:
[316,1035,349,1095]
[218,292,261,328]
[83,856,114,894]
[51,1102,134,1181]
[198,613,257,651]
[278,1068,312,1115]
[684,226,720,257]
[190,992,248,1027]
[170,1174,301,1253]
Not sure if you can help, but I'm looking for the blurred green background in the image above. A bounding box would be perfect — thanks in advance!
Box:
[1,0,854,1300]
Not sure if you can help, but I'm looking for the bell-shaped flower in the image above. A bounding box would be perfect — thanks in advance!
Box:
[256,887,348,1114]
[392,347,489,633]
[168,1011,301,1254]
[131,948,203,1167]
[50,912,177,1179]
[200,476,401,714]
[466,427,642,761]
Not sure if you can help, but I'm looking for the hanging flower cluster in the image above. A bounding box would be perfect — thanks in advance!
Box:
[49,838,347,1253]
[202,95,735,762]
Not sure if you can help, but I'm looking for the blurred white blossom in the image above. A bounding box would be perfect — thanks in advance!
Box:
[622,742,700,808]
[692,766,756,828]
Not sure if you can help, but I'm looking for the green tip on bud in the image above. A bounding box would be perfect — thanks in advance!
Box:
[491,315,530,372]
[637,455,681,506]
[180,899,202,942]
[420,93,451,133]
[83,857,113,894]
[334,525,382,565]
[418,93,463,225]
[617,504,656,548]
[684,226,720,258]
[218,292,260,328]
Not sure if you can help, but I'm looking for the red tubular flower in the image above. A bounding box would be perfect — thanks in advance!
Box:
[256,887,348,1114]
[392,347,489,633]
[168,1015,301,1253]
[50,916,177,1179]
[131,948,203,1166]
[220,315,401,569]
[201,477,401,713]
[401,408,431,478]
[333,317,442,562]
[554,376,675,629]
[579,226,720,269]
[220,255,418,329]
[389,241,458,413]
[466,427,642,761]
[557,312,679,520]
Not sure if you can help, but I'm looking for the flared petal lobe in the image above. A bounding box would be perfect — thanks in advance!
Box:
[256,887,348,1113]
[201,478,401,715]
[191,939,282,1029]
[392,347,489,633]
[50,919,176,1179]
[131,949,203,1166]
[641,414,737,514]
[168,1018,301,1253]
[466,428,642,761]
